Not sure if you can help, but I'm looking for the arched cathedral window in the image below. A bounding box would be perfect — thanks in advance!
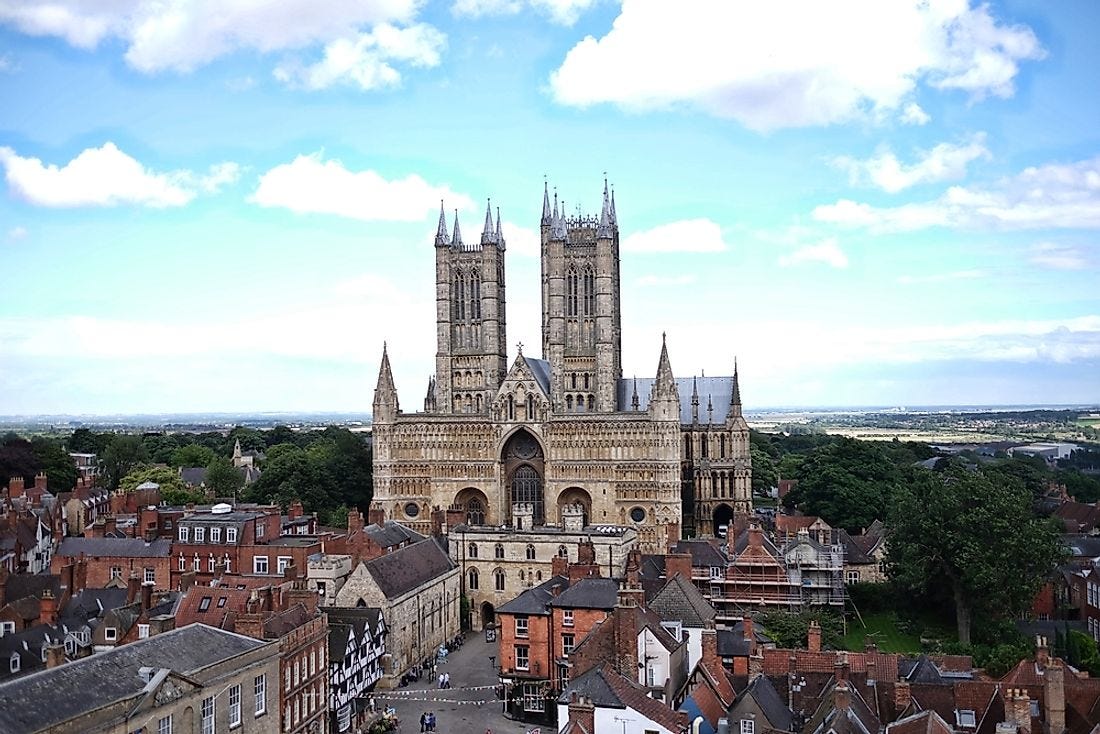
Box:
[468,543,478,558]
[470,271,481,320]
[454,269,466,321]
[468,568,479,590]
[507,395,515,421]
[587,395,594,412]
[566,395,574,411]
[494,568,505,591]
[720,434,727,458]
[567,267,579,317]
[583,266,595,316]
[467,499,485,525]
[526,394,535,420]
[525,544,536,560]
[557,545,568,558]
[494,543,505,559]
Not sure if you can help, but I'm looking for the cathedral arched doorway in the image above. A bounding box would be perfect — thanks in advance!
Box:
[556,487,592,527]
[502,429,545,526]
[455,487,490,526]
[712,504,734,538]
[481,602,495,628]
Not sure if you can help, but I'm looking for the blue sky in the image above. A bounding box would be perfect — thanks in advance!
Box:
[1,0,1098,414]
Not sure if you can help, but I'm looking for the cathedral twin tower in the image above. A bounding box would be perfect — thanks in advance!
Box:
[372,180,752,553]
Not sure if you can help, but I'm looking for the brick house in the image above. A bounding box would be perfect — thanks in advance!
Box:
[52,537,173,590]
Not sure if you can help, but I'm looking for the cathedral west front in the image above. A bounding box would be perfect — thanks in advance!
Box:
[371,181,752,553]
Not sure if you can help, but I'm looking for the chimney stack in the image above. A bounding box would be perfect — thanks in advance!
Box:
[835,680,851,712]
[39,588,58,626]
[289,500,304,519]
[577,539,596,566]
[1007,689,1032,734]
[141,581,153,612]
[552,554,568,578]
[567,693,595,733]
[665,552,694,582]
[894,680,911,712]
[702,623,723,679]
[807,620,822,652]
[45,642,66,669]
[1035,635,1050,669]
[367,503,385,527]
[1046,665,1066,734]
[127,572,141,605]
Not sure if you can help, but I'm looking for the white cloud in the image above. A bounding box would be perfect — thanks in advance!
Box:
[550,0,1043,130]
[1030,242,1089,271]
[901,103,930,125]
[0,143,237,208]
[635,274,696,287]
[778,238,848,268]
[453,0,596,25]
[814,155,1100,232]
[897,269,987,284]
[831,133,990,193]
[251,152,475,222]
[6,226,27,242]
[0,0,439,78]
[622,218,729,253]
[273,23,445,91]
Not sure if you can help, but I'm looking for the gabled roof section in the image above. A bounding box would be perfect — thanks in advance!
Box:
[497,353,551,399]
[550,577,619,610]
[497,575,566,616]
[671,539,727,568]
[731,674,795,732]
[363,538,455,600]
[649,573,716,628]
[804,681,881,734]
[559,664,688,733]
[886,709,955,734]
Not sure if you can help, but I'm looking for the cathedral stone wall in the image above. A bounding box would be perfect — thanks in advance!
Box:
[371,182,751,555]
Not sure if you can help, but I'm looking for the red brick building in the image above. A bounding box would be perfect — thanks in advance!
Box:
[51,537,173,590]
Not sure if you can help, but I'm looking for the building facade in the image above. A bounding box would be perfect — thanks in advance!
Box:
[371,182,752,555]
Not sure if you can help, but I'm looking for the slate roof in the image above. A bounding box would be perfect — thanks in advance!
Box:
[837,529,873,564]
[558,664,689,732]
[179,467,207,486]
[59,588,128,628]
[497,575,567,616]
[886,709,954,734]
[56,537,172,558]
[524,357,551,396]
[805,681,881,734]
[550,577,620,610]
[0,623,269,733]
[900,655,945,684]
[363,521,423,548]
[616,375,737,424]
[671,539,727,568]
[648,573,716,628]
[1063,534,1100,559]
[363,538,455,600]
[3,574,61,605]
[263,603,313,638]
[0,623,67,683]
[732,673,794,731]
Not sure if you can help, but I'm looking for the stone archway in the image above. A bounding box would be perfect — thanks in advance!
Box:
[501,429,545,526]
[712,504,734,538]
[455,487,490,526]
[556,487,592,528]
[481,602,495,628]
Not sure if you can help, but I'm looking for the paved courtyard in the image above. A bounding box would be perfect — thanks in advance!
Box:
[372,634,547,734]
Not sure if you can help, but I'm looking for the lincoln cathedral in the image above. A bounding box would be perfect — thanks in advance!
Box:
[371,181,752,553]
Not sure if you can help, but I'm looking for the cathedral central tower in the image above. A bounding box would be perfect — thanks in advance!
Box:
[540,181,623,413]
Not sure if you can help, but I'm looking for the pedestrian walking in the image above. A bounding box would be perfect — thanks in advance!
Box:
[443,672,450,689]
[368,696,376,714]
[420,712,427,733]
[438,672,445,689]
[427,711,436,731]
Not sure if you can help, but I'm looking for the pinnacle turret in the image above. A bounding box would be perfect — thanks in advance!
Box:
[452,210,463,249]
[541,180,551,225]
[373,342,399,421]
[610,187,617,224]
[435,201,450,247]
[691,376,700,424]
[707,394,714,424]
[551,191,566,240]
[598,180,612,237]
[495,207,505,250]
[481,199,496,244]
[730,357,743,417]
[631,376,640,411]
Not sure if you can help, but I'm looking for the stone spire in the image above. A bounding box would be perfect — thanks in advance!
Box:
[434,201,450,247]
[631,376,640,411]
[495,207,505,249]
[424,375,436,412]
[649,333,680,421]
[707,394,714,424]
[452,210,463,249]
[551,191,566,240]
[541,180,551,225]
[730,357,742,418]
[610,187,617,224]
[372,342,399,423]
[481,199,496,244]
[691,376,700,424]
[598,178,613,238]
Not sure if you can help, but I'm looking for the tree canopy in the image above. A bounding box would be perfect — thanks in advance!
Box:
[887,463,1065,645]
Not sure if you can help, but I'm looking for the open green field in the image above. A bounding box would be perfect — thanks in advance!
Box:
[843,611,953,653]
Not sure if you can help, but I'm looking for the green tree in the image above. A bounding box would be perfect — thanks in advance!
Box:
[0,436,41,489]
[30,437,78,493]
[750,444,777,496]
[101,435,149,490]
[68,428,109,454]
[206,457,244,499]
[119,465,204,506]
[785,437,905,532]
[887,464,1065,645]
[172,444,216,468]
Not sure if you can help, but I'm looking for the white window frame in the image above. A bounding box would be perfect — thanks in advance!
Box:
[144,567,155,584]
[515,645,529,671]
[9,653,18,673]
[109,566,123,580]
[562,634,575,657]
[158,714,173,734]
[227,527,238,544]
[563,609,574,627]
[104,627,117,641]
[957,710,976,728]
[229,683,242,728]
[254,674,267,716]
[178,554,185,571]
[741,720,755,734]
[515,616,529,638]
[254,556,269,574]
[179,526,189,542]
[710,566,723,579]
[277,556,293,575]
[201,696,214,734]
[138,624,150,639]
[211,527,221,543]
[194,526,205,543]
[0,621,15,636]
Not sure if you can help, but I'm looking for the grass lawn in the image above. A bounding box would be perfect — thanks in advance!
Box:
[842,611,952,653]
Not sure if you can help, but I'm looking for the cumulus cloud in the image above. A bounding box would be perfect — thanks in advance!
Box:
[778,238,848,268]
[0,143,238,208]
[273,23,444,91]
[251,152,474,222]
[0,0,441,82]
[550,0,1043,130]
[831,134,990,193]
[622,218,729,253]
[453,0,596,25]
[814,155,1100,232]
[901,103,931,125]
[1030,242,1089,271]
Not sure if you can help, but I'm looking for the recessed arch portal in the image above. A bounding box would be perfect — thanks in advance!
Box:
[455,487,490,526]
[501,428,545,526]
[557,487,592,527]
[712,503,735,538]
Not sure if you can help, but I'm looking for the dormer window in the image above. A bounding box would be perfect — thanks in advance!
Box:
[957,710,976,728]
[211,527,221,543]
[179,526,189,542]
[194,527,205,543]
[227,527,238,544]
